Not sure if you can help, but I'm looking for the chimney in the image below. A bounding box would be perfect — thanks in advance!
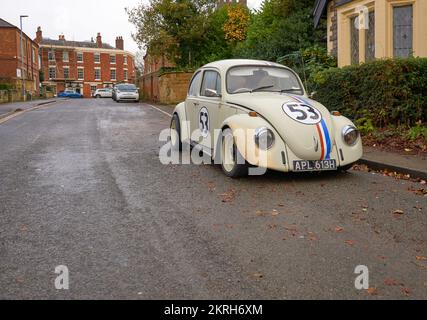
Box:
[35,26,42,43]
[115,36,124,50]
[96,32,102,48]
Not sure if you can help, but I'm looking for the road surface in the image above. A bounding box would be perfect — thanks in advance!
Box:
[0,98,425,299]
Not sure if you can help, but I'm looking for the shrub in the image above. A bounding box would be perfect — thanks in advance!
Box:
[311,58,427,128]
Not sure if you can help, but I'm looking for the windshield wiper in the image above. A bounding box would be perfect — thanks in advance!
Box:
[250,85,274,93]
[280,88,301,93]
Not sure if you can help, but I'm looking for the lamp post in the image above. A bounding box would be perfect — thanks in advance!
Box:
[20,15,28,101]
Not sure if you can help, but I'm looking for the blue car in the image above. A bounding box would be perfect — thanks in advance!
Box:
[58,90,83,98]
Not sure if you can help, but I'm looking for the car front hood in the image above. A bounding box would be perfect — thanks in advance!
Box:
[227,93,336,160]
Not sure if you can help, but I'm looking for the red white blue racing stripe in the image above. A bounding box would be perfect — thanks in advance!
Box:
[288,94,332,160]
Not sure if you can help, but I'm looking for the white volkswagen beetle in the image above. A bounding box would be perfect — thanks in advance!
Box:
[170,59,363,177]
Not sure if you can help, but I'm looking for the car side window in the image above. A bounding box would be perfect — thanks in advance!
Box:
[201,70,221,97]
[188,72,202,97]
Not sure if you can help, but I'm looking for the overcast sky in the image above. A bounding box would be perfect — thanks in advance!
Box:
[2,0,264,54]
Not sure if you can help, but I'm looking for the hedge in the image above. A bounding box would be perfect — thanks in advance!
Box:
[311,58,427,128]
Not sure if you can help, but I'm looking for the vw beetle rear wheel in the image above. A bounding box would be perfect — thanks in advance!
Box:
[221,128,248,178]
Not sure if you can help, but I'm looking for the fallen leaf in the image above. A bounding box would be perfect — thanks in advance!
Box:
[401,288,411,296]
[335,226,344,232]
[416,255,427,261]
[271,210,279,216]
[404,148,412,152]
[252,272,264,279]
[384,278,400,286]
[367,287,378,295]
[345,240,354,246]
[393,209,404,215]
[220,188,236,203]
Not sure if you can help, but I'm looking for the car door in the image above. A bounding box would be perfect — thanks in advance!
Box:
[185,71,203,143]
[197,69,222,150]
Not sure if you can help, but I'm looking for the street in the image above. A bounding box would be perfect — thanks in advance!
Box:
[0,98,425,299]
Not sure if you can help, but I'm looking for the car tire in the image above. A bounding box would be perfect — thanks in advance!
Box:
[170,113,182,151]
[96,95,101,99]
[220,128,248,178]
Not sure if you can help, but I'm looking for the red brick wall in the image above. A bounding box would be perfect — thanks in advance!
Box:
[0,27,39,95]
[40,46,136,97]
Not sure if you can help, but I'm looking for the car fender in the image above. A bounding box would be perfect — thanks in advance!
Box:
[220,114,290,172]
[173,102,191,143]
[330,115,363,166]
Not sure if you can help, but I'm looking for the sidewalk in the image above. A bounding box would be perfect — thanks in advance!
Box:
[360,146,427,180]
[0,98,60,119]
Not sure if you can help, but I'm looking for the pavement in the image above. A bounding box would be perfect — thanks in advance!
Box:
[0,98,425,300]
[0,98,61,119]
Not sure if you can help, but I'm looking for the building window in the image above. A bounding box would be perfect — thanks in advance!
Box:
[77,68,84,80]
[110,69,116,80]
[49,67,56,79]
[77,52,84,63]
[94,68,101,80]
[63,51,69,62]
[110,55,116,64]
[365,11,375,61]
[94,53,100,63]
[124,55,128,65]
[48,51,55,61]
[393,5,413,58]
[32,48,36,63]
[63,67,70,79]
[124,69,128,80]
[350,16,359,65]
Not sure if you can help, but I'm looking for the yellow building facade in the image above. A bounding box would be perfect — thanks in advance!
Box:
[314,0,427,67]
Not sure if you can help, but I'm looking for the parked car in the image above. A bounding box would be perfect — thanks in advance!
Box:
[113,84,139,102]
[93,88,113,98]
[170,59,363,177]
[58,90,83,99]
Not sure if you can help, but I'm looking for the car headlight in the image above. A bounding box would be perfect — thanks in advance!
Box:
[342,125,360,146]
[255,127,275,150]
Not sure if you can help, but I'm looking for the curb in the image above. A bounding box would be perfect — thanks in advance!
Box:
[0,100,60,124]
[358,158,427,181]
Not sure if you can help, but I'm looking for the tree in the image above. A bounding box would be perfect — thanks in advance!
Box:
[223,4,250,43]
[234,0,326,62]
[126,0,217,67]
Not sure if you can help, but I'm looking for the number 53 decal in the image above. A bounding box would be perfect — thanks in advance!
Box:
[282,102,322,125]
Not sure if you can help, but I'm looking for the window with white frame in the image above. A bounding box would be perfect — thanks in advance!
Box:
[94,68,101,80]
[63,51,69,62]
[32,48,36,63]
[110,55,116,64]
[63,67,70,79]
[48,51,55,61]
[124,55,128,65]
[124,69,128,80]
[77,67,84,80]
[94,53,101,63]
[49,67,56,79]
[110,69,116,80]
[77,52,84,63]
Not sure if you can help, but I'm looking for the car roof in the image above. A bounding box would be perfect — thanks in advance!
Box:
[202,59,286,72]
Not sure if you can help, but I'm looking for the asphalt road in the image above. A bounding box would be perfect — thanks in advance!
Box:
[0,98,425,299]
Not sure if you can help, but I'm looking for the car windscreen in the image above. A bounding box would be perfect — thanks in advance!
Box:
[117,85,137,92]
[226,66,303,95]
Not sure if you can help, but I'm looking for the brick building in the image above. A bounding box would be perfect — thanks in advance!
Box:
[0,18,40,98]
[35,27,135,98]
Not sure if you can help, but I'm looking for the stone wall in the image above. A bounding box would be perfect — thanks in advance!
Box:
[0,90,23,104]
[140,71,193,105]
[158,72,193,105]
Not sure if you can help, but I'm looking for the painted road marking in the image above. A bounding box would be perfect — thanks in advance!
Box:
[145,103,173,118]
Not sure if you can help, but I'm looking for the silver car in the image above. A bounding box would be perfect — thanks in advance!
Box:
[114,84,139,103]
[93,88,113,98]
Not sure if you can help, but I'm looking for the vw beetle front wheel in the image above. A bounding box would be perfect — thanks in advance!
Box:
[220,128,248,178]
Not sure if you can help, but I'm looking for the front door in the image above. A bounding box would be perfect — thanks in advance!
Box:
[197,69,222,151]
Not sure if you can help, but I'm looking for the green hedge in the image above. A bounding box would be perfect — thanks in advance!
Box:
[311,58,427,127]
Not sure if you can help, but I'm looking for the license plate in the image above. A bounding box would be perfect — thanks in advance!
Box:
[293,160,337,172]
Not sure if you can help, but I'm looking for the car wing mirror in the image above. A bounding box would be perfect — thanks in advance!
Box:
[204,88,221,98]
[309,91,317,99]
